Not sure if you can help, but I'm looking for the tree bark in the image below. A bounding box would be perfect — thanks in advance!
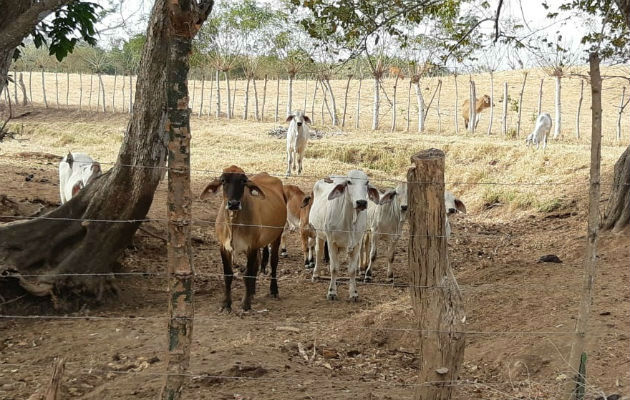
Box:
[128,74,133,114]
[275,76,280,123]
[224,71,231,119]
[616,86,626,141]
[0,0,172,300]
[576,79,585,139]
[29,69,33,107]
[42,69,48,108]
[19,72,28,106]
[537,78,544,116]
[603,145,630,231]
[99,73,106,113]
[55,71,59,109]
[406,79,412,132]
[66,71,69,107]
[391,74,400,132]
[372,76,379,130]
[287,74,293,116]
[207,71,213,117]
[554,75,562,139]
[261,74,267,121]
[487,72,494,135]
[516,72,528,137]
[355,77,362,129]
[436,79,442,133]
[502,81,508,136]
[243,76,250,120]
[252,77,259,121]
[468,80,476,134]
[564,51,602,400]
[414,81,425,133]
[324,79,338,126]
[408,149,465,400]
[231,78,236,117]
[215,69,221,118]
[112,72,117,112]
[454,75,459,134]
[198,74,205,118]
[79,72,83,111]
[13,66,18,104]
[311,78,319,125]
[89,74,95,111]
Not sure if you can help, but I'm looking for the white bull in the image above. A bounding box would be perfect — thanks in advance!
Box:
[285,110,311,177]
[59,152,101,204]
[525,112,552,150]
[309,170,381,301]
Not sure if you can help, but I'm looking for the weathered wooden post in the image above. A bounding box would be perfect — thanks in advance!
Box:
[563,52,602,400]
[407,148,465,400]
[516,71,528,137]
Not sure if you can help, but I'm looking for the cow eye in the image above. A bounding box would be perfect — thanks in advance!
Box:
[347,181,352,185]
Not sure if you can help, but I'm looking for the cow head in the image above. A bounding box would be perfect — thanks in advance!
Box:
[201,165,264,211]
[326,170,379,211]
[69,161,101,198]
[444,191,466,216]
[480,94,492,108]
[380,182,408,220]
[286,110,311,128]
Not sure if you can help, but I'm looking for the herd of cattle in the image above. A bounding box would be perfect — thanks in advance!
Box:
[56,97,552,311]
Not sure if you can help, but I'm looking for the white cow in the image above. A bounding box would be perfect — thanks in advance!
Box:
[444,191,467,237]
[360,182,408,282]
[59,152,101,204]
[309,170,381,301]
[525,112,552,150]
[285,110,311,177]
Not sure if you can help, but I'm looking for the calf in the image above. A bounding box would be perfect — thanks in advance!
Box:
[280,184,316,268]
[309,170,381,301]
[360,183,408,282]
[285,110,311,177]
[444,191,467,237]
[201,166,287,311]
[58,152,101,204]
[525,112,552,150]
[462,95,492,129]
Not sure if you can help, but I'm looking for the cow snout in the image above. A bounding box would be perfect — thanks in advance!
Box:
[447,208,457,215]
[355,200,367,210]
[227,200,242,211]
[401,205,408,212]
[297,122,303,126]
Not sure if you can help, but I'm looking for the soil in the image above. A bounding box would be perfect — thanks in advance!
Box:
[1,143,629,400]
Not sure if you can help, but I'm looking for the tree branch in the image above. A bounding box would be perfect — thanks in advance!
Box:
[0,0,71,51]
[494,0,504,43]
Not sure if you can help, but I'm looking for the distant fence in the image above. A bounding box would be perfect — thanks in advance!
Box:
[1,67,629,142]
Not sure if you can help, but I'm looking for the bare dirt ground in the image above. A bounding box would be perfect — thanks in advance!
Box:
[0,108,629,400]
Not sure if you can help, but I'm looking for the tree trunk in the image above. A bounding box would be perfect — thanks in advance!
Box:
[537,78,544,116]
[231,79,236,117]
[0,49,14,96]
[408,149,465,400]
[436,79,442,133]
[207,72,213,117]
[454,75,459,134]
[79,72,83,111]
[342,75,351,128]
[28,69,33,107]
[406,79,412,132]
[0,0,173,300]
[563,51,602,400]
[120,73,125,112]
[603,145,630,231]
[414,81,425,133]
[576,79,585,139]
[355,77,362,129]
[321,79,333,123]
[616,86,626,141]
[128,74,133,114]
[372,76,379,130]
[65,71,69,107]
[287,74,293,116]
[13,66,18,104]
[224,71,231,119]
[303,77,308,111]
[243,77,250,120]
[391,74,400,132]
[487,72,494,135]
[423,81,441,126]
[19,72,28,106]
[198,74,205,118]
[99,73,106,113]
[252,78,259,121]
[55,71,59,109]
[111,72,117,112]
[275,76,279,123]
[215,69,221,118]
[468,80,476,134]
[261,74,267,121]
[311,78,319,125]
[554,75,562,139]
[502,81,508,136]
[324,79,338,126]
[42,69,48,108]
[516,72,528,137]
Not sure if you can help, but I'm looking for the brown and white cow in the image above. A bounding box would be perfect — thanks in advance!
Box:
[280,184,316,268]
[462,94,492,129]
[201,165,287,311]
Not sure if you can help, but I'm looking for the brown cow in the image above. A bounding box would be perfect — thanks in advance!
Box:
[462,94,491,129]
[201,165,287,311]
[388,66,405,80]
[279,184,317,268]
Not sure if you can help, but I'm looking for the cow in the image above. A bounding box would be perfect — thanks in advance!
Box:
[525,112,553,150]
[360,182,408,282]
[388,66,405,80]
[201,165,287,312]
[285,110,311,177]
[280,184,316,268]
[462,95,492,129]
[309,170,381,301]
[444,191,467,237]
[58,152,101,204]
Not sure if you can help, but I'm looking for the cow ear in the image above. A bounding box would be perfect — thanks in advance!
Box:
[66,152,74,168]
[454,198,467,214]
[286,115,294,123]
[200,178,222,199]
[368,185,380,204]
[379,189,396,205]
[300,195,312,208]
[86,162,101,185]
[246,181,266,198]
[303,115,311,124]
[328,183,347,200]
[323,177,333,184]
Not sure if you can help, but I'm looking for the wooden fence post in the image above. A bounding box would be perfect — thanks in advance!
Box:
[616,86,626,141]
[563,52,602,400]
[342,75,351,128]
[199,74,205,118]
[391,75,400,132]
[454,74,459,134]
[112,72,117,112]
[355,77,362,129]
[502,81,508,136]
[537,78,544,116]
[408,148,465,400]
[487,72,494,135]
[516,72,528,137]
[41,69,48,108]
[576,79,585,139]
[275,76,280,123]
[468,79,476,133]
[128,74,133,114]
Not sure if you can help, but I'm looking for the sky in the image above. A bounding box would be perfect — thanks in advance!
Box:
[94,0,595,69]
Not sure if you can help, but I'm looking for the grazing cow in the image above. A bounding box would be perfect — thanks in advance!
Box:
[201,166,287,311]
[280,184,316,268]
[58,152,101,204]
[444,191,467,237]
[285,110,311,177]
[462,95,492,129]
[388,66,405,80]
[360,183,408,282]
[525,113,553,150]
[309,170,381,301]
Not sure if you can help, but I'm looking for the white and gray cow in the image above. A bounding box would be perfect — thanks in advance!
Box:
[309,170,381,301]
[59,152,101,204]
[444,191,467,237]
[285,110,311,177]
[525,112,552,150]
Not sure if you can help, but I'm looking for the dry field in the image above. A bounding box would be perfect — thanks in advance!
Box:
[0,89,629,400]
[4,64,630,143]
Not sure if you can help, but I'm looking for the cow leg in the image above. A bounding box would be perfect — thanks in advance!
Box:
[220,247,234,312]
[327,242,340,300]
[474,114,480,129]
[386,236,398,282]
[297,152,303,174]
[242,249,260,311]
[347,244,360,301]
[307,237,315,268]
[312,237,325,281]
[260,245,270,275]
[280,225,288,258]
[269,236,281,298]
[286,148,292,177]
[364,231,378,282]
[323,241,330,263]
[300,230,310,269]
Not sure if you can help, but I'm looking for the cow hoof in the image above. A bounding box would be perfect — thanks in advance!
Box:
[241,303,252,312]
[220,305,232,314]
[306,262,315,270]
[327,293,337,301]
[350,295,359,302]
[280,251,288,258]
[364,276,372,283]
[269,292,279,299]
[311,275,319,282]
